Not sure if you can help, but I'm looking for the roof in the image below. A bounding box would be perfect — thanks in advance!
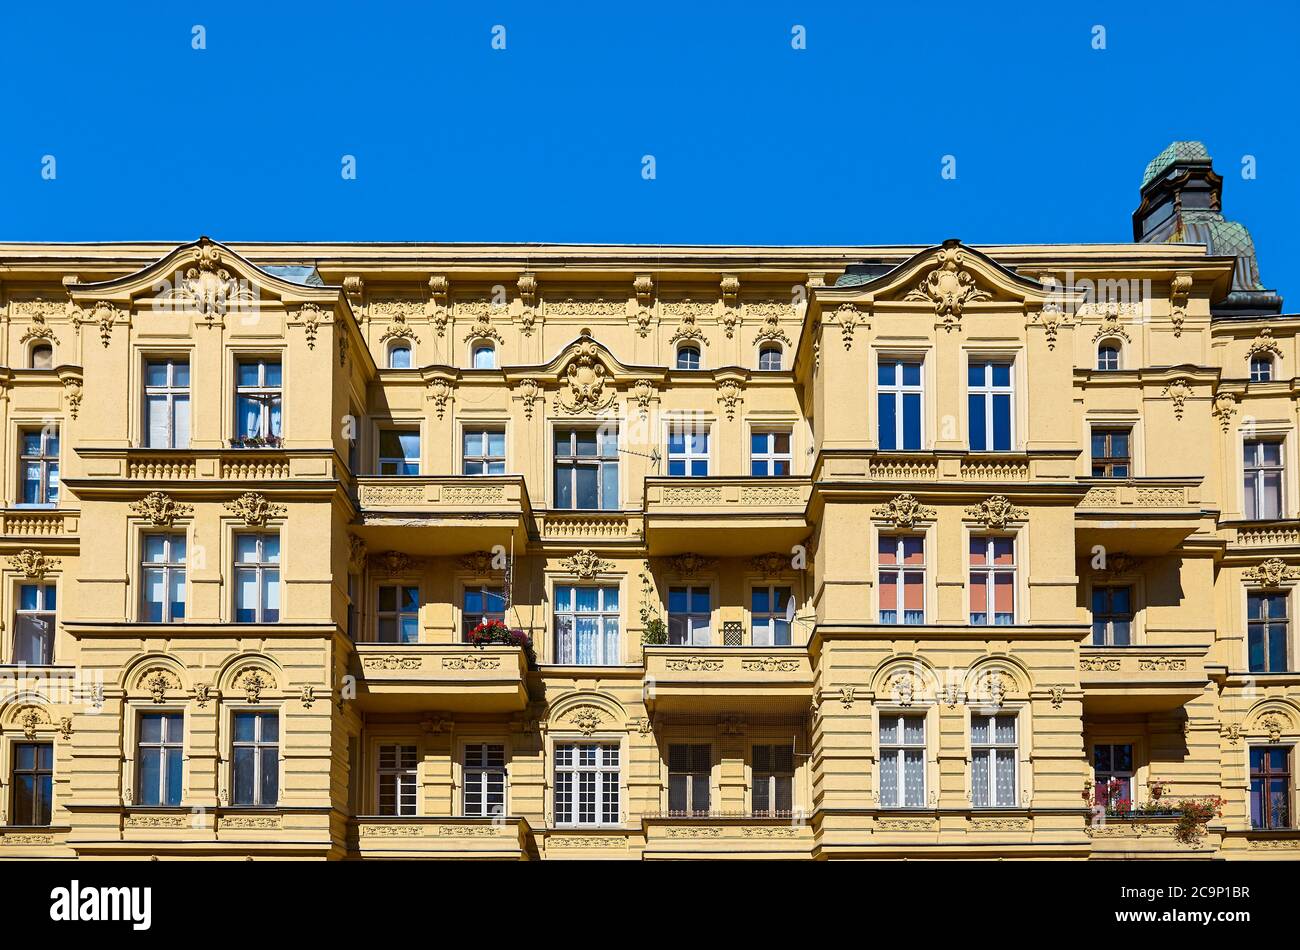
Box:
[1142,141,1211,188]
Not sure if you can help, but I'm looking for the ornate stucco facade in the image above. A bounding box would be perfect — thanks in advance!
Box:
[1,146,1298,860]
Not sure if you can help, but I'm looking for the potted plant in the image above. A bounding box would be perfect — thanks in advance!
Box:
[642,616,668,645]
[467,619,536,666]
[229,434,284,449]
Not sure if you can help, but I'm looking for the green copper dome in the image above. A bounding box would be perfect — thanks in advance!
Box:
[1141,141,1210,188]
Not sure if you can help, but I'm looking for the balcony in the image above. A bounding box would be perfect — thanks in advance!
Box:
[1085,814,1218,858]
[642,645,813,714]
[352,475,532,556]
[0,507,78,539]
[1074,477,1206,555]
[72,446,341,483]
[350,816,531,860]
[642,476,811,556]
[1078,645,1209,713]
[352,643,529,713]
[641,815,813,859]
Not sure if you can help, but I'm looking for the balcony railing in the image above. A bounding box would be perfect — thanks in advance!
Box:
[352,643,529,713]
[350,816,531,859]
[642,476,810,555]
[643,645,813,713]
[1078,645,1208,713]
[73,447,341,482]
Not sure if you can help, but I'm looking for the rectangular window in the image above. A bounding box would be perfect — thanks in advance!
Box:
[968,360,1013,451]
[879,536,925,624]
[1093,743,1134,811]
[13,583,56,665]
[554,743,619,826]
[19,426,59,505]
[752,743,794,817]
[971,714,1017,808]
[145,359,190,449]
[1250,746,1292,830]
[1244,440,1284,520]
[751,585,792,646]
[11,742,53,825]
[554,585,619,665]
[1090,428,1131,478]
[668,743,711,816]
[235,359,282,440]
[880,714,926,808]
[377,429,420,476]
[141,534,186,623]
[668,586,711,645]
[377,743,418,817]
[376,585,419,643]
[137,712,184,806]
[234,533,280,623]
[554,427,619,510]
[462,586,506,638]
[878,359,923,451]
[462,428,506,475]
[750,429,792,477]
[231,711,278,806]
[969,537,1015,625]
[464,743,506,818]
[1248,591,1289,673]
[667,424,710,477]
[1091,586,1133,646]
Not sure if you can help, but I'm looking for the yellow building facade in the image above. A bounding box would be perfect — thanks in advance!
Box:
[1,147,1298,860]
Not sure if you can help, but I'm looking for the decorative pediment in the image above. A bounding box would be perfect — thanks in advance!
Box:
[873,493,936,529]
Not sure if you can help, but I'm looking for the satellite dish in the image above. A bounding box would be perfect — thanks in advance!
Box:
[784,597,797,623]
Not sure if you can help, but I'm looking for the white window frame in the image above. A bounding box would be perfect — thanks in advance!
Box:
[375,583,419,644]
[377,427,420,476]
[230,709,280,807]
[1092,742,1134,807]
[1096,341,1122,371]
[387,341,412,369]
[553,584,620,665]
[879,712,927,809]
[13,582,57,665]
[878,356,924,450]
[375,742,418,816]
[968,358,1015,451]
[462,426,506,475]
[234,358,282,440]
[971,712,1018,808]
[136,711,185,806]
[233,532,280,623]
[666,421,711,477]
[18,425,59,506]
[751,584,793,646]
[140,533,187,623]
[751,743,794,817]
[463,742,507,818]
[1244,438,1285,520]
[144,358,191,449]
[1250,355,1274,382]
[757,343,783,371]
[667,585,711,646]
[675,344,702,370]
[553,741,620,827]
[750,428,793,477]
[969,535,1017,626]
[553,426,620,511]
[471,341,496,369]
[878,534,925,625]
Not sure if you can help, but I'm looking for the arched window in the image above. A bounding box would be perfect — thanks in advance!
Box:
[387,342,412,369]
[676,345,701,370]
[29,343,53,370]
[1096,341,1121,371]
[472,343,496,369]
[1251,355,1274,383]
[758,344,783,371]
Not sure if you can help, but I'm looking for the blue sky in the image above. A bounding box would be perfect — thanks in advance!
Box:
[2,1,1296,299]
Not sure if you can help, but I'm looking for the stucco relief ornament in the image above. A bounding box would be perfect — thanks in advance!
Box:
[461,310,505,346]
[298,303,327,349]
[517,272,538,337]
[1163,378,1192,421]
[1260,715,1286,743]
[834,303,862,350]
[560,549,614,579]
[1050,685,1066,709]
[20,707,46,740]
[1169,272,1193,337]
[348,534,367,570]
[338,333,349,367]
[144,669,176,703]
[632,273,655,338]
[8,548,60,579]
[375,550,417,575]
[516,378,542,420]
[428,275,450,336]
[888,672,917,707]
[715,379,744,421]
[241,669,272,703]
[84,300,118,348]
[376,301,422,345]
[1247,329,1283,363]
[62,377,83,420]
[629,379,655,422]
[750,552,790,577]
[224,492,285,527]
[180,241,251,322]
[964,495,1027,530]
[1090,303,1133,343]
[873,493,936,529]
[59,716,73,740]
[1032,302,1067,350]
[666,298,712,347]
[1245,558,1300,589]
[667,553,716,578]
[427,378,453,420]
[556,342,616,415]
[17,301,62,345]
[194,684,212,708]
[569,705,605,735]
[749,301,794,346]
[839,686,857,709]
[1211,392,1238,432]
[904,244,990,331]
[130,491,193,527]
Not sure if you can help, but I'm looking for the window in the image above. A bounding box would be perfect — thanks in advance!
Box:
[668,744,711,816]
[347,574,359,642]
[464,743,506,817]
[879,536,925,624]
[387,342,412,369]
[668,586,711,645]
[750,429,792,477]
[231,711,278,806]
[378,429,420,475]
[1251,356,1274,383]
[667,423,709,477]
[137,713,184,806]
[377,585,419,643]
[554,427,619,510]
[676,345,701,370]
[1250,746,1292,830]
[969,537,1015,625]
[752,744,793,817]
[235,359,282,440]
[971,714,1017,807]
[11,742,53,825]
[19,426,59,505]
[13,583,56,665]
[1093,743,1133,811]
[463,428,505,475]
[234,533,280,623]
[878,359,923,451]
[1244,440,1284,520]
[145,359,190,448]
[751,585,792,646]
[1097,342,1121,371]
[879,715,926,808]
[29,343,53,370]
[1248,591,1289,673]
[554,743,619,826]
[758,344,782,371]
[968,360,1013,451]
[1090,428,1131,478]
[1091,586,1133,646]
[462,586,506,638]
[554,585,619,665]
[377,743,417,816]
[141,534,186,623]
[471,343,496,369]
